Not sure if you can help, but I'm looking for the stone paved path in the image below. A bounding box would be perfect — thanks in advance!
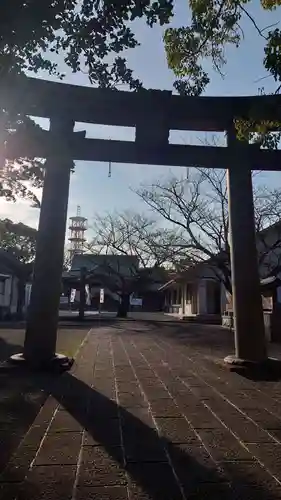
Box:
[0,326,90,475]
[2,321,281,499]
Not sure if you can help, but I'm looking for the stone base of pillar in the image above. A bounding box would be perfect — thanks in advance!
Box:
[3,352,74,372]
[224,354,281,379]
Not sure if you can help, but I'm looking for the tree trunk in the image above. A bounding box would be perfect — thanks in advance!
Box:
[117,294,129,318]
[78,267,86,321]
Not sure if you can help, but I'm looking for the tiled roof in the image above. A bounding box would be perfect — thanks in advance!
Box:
[0,249,25,275]
[70,253,139,276]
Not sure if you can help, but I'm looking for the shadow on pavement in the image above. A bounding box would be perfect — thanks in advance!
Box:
[0,325,94,471]
[0,324,281,499]
[0,337,49,472]
[0,318,118,330]
[27,370,279,500]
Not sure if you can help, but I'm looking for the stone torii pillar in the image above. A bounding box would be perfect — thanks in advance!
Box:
[11,118,83,369]
[225,127,267,366]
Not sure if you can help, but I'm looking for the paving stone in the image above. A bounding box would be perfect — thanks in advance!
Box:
[181,408,224,430]
[229,395,267,410]
[179,376,207,387]
[125,442,167,463]
[247,443,281,480]
[174,395,206,410]
[243,408,281,429]
[197,430,253,461]
[134,371,155,381]
[93,376,115,385]
[267,403,281,419]
[93,379,116,390]
[232,485,281,500]
[0,445,36,483]
[18,425,46,452]
[181,481,234,500]
[141,379,166,389]
[150,399,183,417]
[34,432,82,465]
[164,381,187,395]
[168,443,227,485]
[78,446,126,487]
[152,368,171,380]
[76,486,128,500]
[156,417,198,443]
[221,460,279,488]
[114,361,131,368]
[58,394,89,413]
[127,462,183,500]
[95,387,117,400]
[48,410,84,433]
[123,428,167,463]
[122,421,160,442]
[32,398,58,426]
[138,379,162,389]
[84,418,121,447]
[188,386,217,400]
[118,392,146,408]
[94,367,113,376]
[17,465,76,500]
[0,431,22,469]
[88,397,119,419]
[265,428,281,441]
[120,407,154,426]
[115,371,136,382]
[220,416,275,444]
[144,388,171,399]
[117,382,141,393]
[0,481,20,500]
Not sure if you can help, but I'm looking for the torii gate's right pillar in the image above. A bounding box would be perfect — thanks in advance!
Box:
[225,128,267,364]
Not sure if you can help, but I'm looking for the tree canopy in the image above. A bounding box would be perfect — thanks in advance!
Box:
[164,0,281,146]
[0,1,174,203]
[0,218,37,263]
[0,0,173,86]
[164,0,281,97]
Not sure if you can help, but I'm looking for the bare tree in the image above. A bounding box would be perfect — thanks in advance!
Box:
[135,168,281,293]
[86,211,184,317]
[88,211,185,268]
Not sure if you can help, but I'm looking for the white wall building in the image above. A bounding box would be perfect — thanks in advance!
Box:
[0,250,30,319]
[161,221,281,324]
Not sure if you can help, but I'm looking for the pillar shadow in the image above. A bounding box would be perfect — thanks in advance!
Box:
[0,328,280,499]
[0,337,50,473]
[33,371,279,500]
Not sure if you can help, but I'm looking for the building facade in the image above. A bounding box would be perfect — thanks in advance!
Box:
[0,250,31,319]
[161,264,226,324]
[161,221,281,325]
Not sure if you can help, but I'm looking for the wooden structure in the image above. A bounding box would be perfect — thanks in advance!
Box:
[2,75,281,367]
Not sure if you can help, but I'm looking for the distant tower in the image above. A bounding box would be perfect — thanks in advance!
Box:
[68,206,87,261]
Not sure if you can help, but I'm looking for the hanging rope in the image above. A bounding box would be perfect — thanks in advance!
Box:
[108,138,112,178]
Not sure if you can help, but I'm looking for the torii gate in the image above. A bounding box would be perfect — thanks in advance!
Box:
[2,75,281,369]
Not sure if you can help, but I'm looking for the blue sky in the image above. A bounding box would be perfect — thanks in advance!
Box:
[1,0,281,238]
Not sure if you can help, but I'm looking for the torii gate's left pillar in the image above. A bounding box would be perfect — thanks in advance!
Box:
[12,118,75,369]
